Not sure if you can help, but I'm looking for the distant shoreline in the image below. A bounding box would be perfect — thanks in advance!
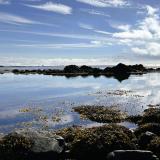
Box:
[1,63,160,81]
[3,63,157,82]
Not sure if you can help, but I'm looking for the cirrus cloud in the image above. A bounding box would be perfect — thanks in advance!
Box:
[76,0,129,8]
[24,2,72,15]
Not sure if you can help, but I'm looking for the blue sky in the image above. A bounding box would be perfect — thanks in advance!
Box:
[0,0,160,66]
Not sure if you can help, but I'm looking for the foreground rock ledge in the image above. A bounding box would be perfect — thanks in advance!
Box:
[0,129,65,160]
[0,125,160,160]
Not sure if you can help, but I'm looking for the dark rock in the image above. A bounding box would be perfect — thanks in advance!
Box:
[104,63,146,76]
[63,65,80,73]
[127,115,142,124]
[140,108,160,124]
[107,150,159,160]
[148,136,160,158]
[135,123,160,137]
[138,132,156,149]
[79,65,93,73]
[112,63,131,74]
[129,64,146,72]
[12,69,19,73]
[0,129,65,160]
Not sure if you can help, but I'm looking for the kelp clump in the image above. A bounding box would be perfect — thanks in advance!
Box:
[56,124,137,159]
[74,105,127,123]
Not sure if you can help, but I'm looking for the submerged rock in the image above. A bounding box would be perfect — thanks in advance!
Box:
[0,129,65,160]
[56,124,136,159]
[74,105,127,123]
[107,150,159,160]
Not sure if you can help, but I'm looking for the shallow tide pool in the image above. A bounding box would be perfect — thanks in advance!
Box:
[0,73,160,133]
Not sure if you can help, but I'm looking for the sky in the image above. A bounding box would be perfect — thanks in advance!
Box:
[0,0,160,66]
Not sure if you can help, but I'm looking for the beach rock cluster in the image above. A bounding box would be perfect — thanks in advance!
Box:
[1,107,160,159]
[0,124,159,160]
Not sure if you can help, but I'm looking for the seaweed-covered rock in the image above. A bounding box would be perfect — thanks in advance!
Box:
[148,137,160,158]
[140,108,160,124]
[135,123,160,137]
[138,132,156,149]
[107,150,159,160]
[0,129,65,160]
[56,124,137,159]
[74,105,127,123]
[127,115,142,124]
[64,65,80,73]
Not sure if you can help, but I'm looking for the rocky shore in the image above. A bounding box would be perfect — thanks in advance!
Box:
[12,63,160,81]
[1,106,160,160]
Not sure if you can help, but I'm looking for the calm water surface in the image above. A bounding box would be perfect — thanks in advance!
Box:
[0,73,160,133]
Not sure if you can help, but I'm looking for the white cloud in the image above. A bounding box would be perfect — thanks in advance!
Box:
[111,5,160,57]
[0,0,10,4]
[145,5,158,16]
[0,12,38,25]
[25,2,72,15]
[109,21,131,31]
[94,30,112,35]
[132,43,160,56]
[131,47,148,55]
[0,12,58,26]
[113,29,153,39]
[115,24,131,31]
[79,23,112,35]
[0,29,112,41]
[81,9,110,17]
[79,23,94,30]
[113,5,160,39]
[12,41,104,49]
[77,0,129,8]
